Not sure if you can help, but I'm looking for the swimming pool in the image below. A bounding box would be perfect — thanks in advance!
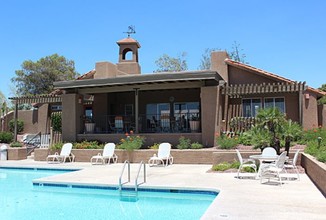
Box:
[0,168,217,220]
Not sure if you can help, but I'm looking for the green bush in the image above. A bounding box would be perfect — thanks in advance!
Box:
[50,142,64,150]
[190,142,203,149]
[51,112,62,132]
[10,141,22,148]
[316,151,326,163]
[9,119,24,133]
[212,161,240,171]
[299,127,326,144]
[304,139,326,163]
[0,132,14,143]
[117,134,145,151]
[238,132,253,146]
[216,135,238,149]
[176,136,191,149]
[74,140,103,149]
[148,143,160,149]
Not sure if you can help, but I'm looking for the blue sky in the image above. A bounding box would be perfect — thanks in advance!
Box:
[1,0,325,99]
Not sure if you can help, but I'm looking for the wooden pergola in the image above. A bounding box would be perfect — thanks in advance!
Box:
[220,81,307,132]
[9,95,62,141]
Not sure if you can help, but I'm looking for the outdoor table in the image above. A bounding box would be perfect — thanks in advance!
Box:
[249,154,287,179]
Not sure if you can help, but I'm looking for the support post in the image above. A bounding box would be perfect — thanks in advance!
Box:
[14,101,18,142]
[134,88,139,133]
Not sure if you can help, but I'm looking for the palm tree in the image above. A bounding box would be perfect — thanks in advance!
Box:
[256,108,286,154]
[282,120,302,156]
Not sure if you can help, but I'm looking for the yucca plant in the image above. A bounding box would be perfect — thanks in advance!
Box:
[281,120,302,156]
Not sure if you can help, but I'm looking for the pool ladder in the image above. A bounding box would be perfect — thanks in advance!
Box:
[118,160,146,201]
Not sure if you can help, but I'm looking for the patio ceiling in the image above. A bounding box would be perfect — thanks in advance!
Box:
[9,95,62,105]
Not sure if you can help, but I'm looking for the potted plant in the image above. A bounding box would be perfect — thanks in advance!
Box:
[189,113,200,132]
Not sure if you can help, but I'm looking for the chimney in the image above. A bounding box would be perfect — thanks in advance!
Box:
[210,51,229,82]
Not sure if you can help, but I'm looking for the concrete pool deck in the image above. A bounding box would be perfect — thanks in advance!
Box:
[0,159,325,220]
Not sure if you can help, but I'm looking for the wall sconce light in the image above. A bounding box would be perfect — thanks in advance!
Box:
[305,93,310,99]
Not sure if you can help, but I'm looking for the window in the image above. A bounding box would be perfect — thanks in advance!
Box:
[242,99,261,117]
[174,102,200,120]
[264,97,285,113]
[146,103,170,120]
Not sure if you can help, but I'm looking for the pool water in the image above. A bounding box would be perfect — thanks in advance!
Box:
[0,168,217,220]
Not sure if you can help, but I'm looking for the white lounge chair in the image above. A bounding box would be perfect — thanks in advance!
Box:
[148,143,173,167]
[90,143,118,165]
[284,149,300,181]
[236,149,257,178]
[46,143,74,163]
[260,151,287,185]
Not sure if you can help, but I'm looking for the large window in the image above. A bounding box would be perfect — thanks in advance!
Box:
[146,103,170,120]
[174,102,200,120]
[242,98,261,117]
[264,97,285,113]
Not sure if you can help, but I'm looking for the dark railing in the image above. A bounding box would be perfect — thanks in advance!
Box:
[86,113,200,134]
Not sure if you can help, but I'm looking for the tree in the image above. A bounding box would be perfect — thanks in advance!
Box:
[228,41,247,63]
[282,120,302,156]
[318,84,326,104]
[12,54,79,96]
[198,42,247,70]
[154,52,188,72]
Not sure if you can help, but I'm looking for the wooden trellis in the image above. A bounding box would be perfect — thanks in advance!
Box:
[221,82,307,98]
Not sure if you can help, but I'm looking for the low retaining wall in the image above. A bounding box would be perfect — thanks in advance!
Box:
[34,148,301,165]
[8,147,27,160]
[301,153,326,197]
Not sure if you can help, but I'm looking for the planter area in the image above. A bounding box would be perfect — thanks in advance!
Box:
[8,147,27,160]
[301,153,326,197]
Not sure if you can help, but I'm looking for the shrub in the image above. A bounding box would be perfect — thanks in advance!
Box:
[212,161,240,171]
[50,142,64,150]
[10,141,23,148]
[9,119,24,133]
[148,143,160,149]
[238,132,253,146]
[190,142,203,149]
[216,135,238,149]
[51,112,62,132]
[0,132,14,143]
[74,140,103,149]
[176,136,191,149]
[316,151,326,163]
[117,133,145,151]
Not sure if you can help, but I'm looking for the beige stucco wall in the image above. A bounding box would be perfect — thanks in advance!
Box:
[201,86,219,146]
[302,91,319,129]
[62,94,84,142]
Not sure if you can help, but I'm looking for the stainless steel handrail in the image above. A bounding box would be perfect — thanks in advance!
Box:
[119,160,130,190]
[135,161,146,192]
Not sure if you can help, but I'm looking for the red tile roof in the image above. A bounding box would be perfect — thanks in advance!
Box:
[225,59,326,96]
[77,69,95,80]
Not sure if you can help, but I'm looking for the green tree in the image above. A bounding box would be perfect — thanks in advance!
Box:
[255,108,286,153]
[319,83,326,92]
[282,120,302,156]
[154,52,188,72]
[12,54,79,96]
[198,48,220,70]
[318,83,326,104]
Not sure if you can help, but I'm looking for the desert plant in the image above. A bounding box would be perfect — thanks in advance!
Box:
[176,136,191,149]
[212,161,241,171]
[10,141,23,147]
[0,132,14,143]
[216,135,238,149]
[190,142,203,149]
[117,133,145,151]
[9,119,24,133]
[148,143,160,149]
[74,140,103,149]
[248,126,273,150]
[281,120,302,155]
[50,142,64,150]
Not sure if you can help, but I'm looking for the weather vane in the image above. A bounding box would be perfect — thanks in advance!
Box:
[124,25,136,38]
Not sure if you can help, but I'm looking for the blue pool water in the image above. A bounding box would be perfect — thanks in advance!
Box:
[0,168,217,220]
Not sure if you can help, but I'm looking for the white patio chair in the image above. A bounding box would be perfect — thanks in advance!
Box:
[46,143,74,163]
[148,143,173,167]
[236,149,257,178]
[284,149,300,181]
[90,143,118,165]
[260,151,287,185]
